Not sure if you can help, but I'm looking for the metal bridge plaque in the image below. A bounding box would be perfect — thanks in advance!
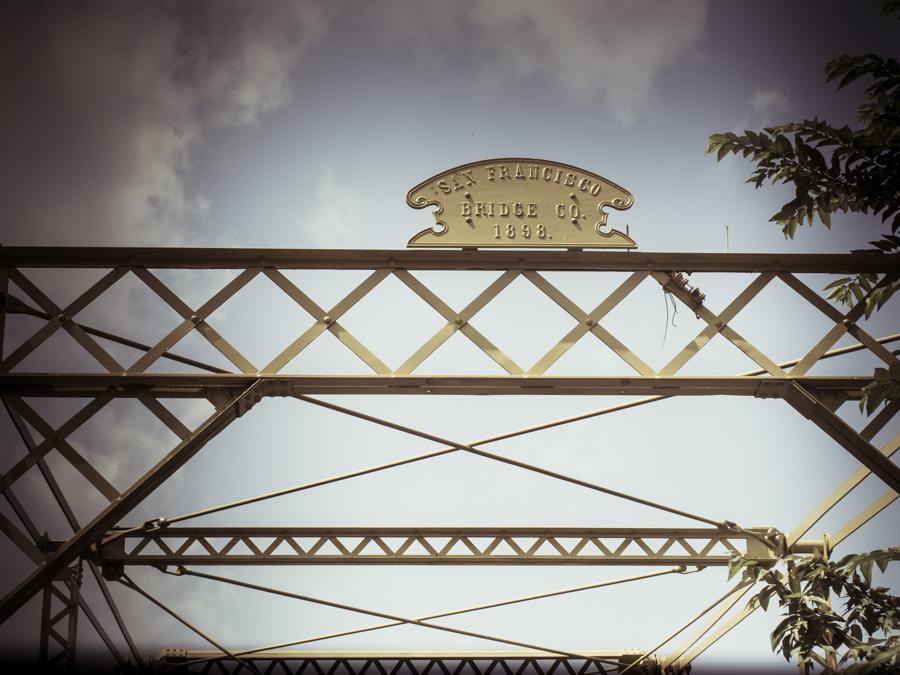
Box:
[407,158,636,249]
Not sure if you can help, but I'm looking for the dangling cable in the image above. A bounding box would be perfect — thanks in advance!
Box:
[662,287,678,345]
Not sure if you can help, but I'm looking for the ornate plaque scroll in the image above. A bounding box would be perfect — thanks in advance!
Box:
[407,158,636,249]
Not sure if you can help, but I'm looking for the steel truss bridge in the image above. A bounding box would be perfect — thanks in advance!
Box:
[0,247,897,673]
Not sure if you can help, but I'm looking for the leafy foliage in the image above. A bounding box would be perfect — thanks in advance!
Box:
[706,54,900,239]
[728,549,900,673]
[707,5,900,415]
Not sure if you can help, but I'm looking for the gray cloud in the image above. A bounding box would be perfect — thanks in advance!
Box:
[0,0,331,246]
[471,0,708,121]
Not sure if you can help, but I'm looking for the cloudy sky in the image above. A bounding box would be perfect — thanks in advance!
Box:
[0,1,898,671]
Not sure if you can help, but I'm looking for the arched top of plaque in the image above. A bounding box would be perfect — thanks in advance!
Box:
[407,158,636,249]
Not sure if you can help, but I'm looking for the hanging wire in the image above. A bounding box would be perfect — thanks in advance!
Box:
[662,287,678,345]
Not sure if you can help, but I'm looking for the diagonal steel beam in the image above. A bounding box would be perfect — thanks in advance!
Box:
[664,429,900,669]
[0,395,111,497]
[2,395,118,501]
[3,397,139,661]
[0,511,43,564]
[3,396,119,501]
[655,272,781,376]
[0,380,263,625]
[130,267,259,373]
[524,271,652,376]
[263,268,390,374]
[784,382,900,493]
[394,269,522,375]
[2,267,127,372]
[778,272,898,369]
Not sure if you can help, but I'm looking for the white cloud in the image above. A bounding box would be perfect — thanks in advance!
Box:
[750,87,790,126]
[300,168,365,247]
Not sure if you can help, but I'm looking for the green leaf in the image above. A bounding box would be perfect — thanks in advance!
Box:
[717,143,733,161]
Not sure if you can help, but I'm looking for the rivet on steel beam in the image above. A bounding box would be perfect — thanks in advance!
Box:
[57,313,67,323]
[454,317,464,326]
[715,321,723,328]
[585,319,594,327]
[190,314,200,323]
[842,318,852,326]
[323,315,333,325]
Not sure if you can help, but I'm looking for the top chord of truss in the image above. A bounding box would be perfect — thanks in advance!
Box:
[2,247,899,271]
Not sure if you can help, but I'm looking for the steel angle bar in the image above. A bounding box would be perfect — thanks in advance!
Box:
[0,511,43,564]
[0,292,228,372]
[778,272,899,370]
[177,567,685,667]
[0,266,7,354]
[776,274,871,377]
[3,247,899,273]
[393,268,522,375]
[784,383,900,493]
[663,429,900,668]
[615,581,757,675]
[162,566,622,671]
[2,267,128,372]
[0,380,263,625]
[523,271,653,376]
[263,268,391,374]
[3,266,127,371]
[130,267,259,374]
[831,490,898,547]
[0,395,111,497]
[653,271,785,377]
[661,583,756,671]
[0,373,872,397]
[1,395,119,501]
[3,397,139,661]
[0,463,124,664]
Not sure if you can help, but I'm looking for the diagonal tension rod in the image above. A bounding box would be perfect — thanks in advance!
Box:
[117,574,260,674]
[118,334,900,547]
[161,565,633,670]
[180,566,695,667]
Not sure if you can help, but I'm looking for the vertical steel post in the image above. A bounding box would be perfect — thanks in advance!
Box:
[39,560,81,670]
[0,265,9,364]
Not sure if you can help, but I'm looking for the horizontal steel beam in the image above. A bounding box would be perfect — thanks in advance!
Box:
[92,527,785,567]
[2,247,899,272]
[151,649,660,675]
[0,374,868,398]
